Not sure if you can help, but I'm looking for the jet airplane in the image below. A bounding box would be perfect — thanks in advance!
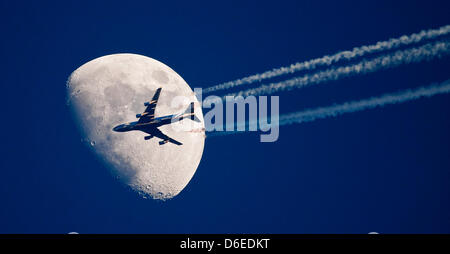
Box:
[113,88,200,145]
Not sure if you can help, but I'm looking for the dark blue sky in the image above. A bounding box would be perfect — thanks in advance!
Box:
[1,0,450,233]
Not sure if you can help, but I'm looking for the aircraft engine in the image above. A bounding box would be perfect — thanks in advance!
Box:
[159,140,169,145]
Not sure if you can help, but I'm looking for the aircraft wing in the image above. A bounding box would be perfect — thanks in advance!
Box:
[145,128,183,146]
[138,88,162,124]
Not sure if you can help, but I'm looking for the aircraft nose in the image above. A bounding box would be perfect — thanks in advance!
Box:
[113,125,121,132]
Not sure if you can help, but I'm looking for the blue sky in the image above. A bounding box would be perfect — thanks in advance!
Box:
[1,0,450,233]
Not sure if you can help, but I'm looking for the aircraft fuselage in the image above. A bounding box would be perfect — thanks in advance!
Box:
[113,113,188,133]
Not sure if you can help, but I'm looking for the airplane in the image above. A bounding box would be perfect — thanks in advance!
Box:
[112,87,200,145]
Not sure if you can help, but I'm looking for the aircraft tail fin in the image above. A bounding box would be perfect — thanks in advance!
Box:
[183,102,201,122]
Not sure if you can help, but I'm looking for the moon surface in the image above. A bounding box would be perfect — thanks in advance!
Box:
[67,54,205,200]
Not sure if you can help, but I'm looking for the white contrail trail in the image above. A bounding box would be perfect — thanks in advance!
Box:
[224,40,450,98]
[203,25,450,93]
[208,79,450,136]
[278,79,450,125]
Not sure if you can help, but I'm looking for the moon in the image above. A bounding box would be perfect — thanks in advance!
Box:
[67,54,205,200]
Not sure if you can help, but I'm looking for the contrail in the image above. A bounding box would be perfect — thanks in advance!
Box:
[223,40,450,98]
[208,79,450,136]
[203,25,450,93]
[278,79,450,126]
